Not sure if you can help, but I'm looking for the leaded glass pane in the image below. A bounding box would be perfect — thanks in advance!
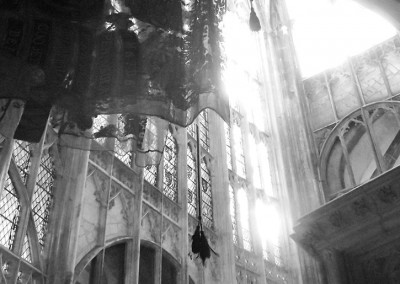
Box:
[0,174,20,250]
[238,189,252,251]
[115,115,132,166]
[13,140,31,184]
[144,165,158,187]
[198,111,210,151]
[163,130,178,202]
[242,227,252,251]
[249,134,262,188]
[233,123,246,178]
[32,152,55,249]
[229,185,239,245]
[21,235,32,263]
[224,122,233,170]
[200,159,213,228]
[93,115,109,145]
[186,111,210,151]
[187,146,197,217]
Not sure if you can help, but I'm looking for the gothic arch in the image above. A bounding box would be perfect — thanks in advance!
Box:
[320,101,400,200]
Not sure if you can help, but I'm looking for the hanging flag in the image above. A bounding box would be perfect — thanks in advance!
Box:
[0,0,229,162]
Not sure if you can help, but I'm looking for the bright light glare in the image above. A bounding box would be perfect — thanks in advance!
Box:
[222,12,261,110]
[286,0,397,77]
[237,189,250,231]
[256,199,281,248]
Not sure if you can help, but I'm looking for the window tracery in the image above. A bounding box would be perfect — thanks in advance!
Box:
[163,128,178,202]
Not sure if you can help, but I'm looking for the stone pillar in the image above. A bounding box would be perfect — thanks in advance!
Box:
[176,125,189,284]
[124,169,143,284]
[209,112,237,284]
[46,135,90,283]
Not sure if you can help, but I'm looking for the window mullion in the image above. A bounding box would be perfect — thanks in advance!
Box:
[12,133,46,267]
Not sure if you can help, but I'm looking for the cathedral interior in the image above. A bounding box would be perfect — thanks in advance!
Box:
[1,0,400,283]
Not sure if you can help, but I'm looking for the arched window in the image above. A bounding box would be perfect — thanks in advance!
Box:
[138,243,178,284]
[163,128,178,202]
[237,188,252,251]
[229,185,239,245]
[0,136,56,282]
[187,143,198,218]
[321,102,400,200]
[75,243,126,284]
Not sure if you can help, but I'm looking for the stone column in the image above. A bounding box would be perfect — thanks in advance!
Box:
[176,125,189,284]
[209,112,237,283]
[46,135,90,283]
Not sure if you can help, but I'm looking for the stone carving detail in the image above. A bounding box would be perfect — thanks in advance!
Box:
[161,219,181,262]
[141,203,161,243]
[121,190,135,226]
[352,198,371,217]
[163,197,180,223]
[91,167,110,208]
[109,182,122,209]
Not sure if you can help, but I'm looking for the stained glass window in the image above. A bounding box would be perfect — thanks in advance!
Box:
[233,120,246,178]
[237,188,252,251]
[21,235,32,263]
[115,114,133,166]
[257,199,282,265]
[163,129,178,202]
[229,185,239,245]
[144,165,158,187]
[198,111,210,151]
[32,151,56,249]
[187,145,197,217]
[200,159,213,228]
[13,141,31,184]
[0,174,20,250]
[92,115,109,145]
[249,133,262,189]
[187,111,210,151]
[224,122,233,170]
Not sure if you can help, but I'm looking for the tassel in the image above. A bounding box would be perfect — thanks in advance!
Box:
[249,0,261,32]
[191,224,219,265]
[191,225,202,254]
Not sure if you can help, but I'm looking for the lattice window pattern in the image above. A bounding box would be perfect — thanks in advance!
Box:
[144,165,158,187]
[233,123,246,178]
[242,227,253,251]
[187,145,197,217]
[115,115,133,166]
[249,134,262,189]
[198,111,210,151]
[238,188,252,251]
[92,115,109,145]
[200,159,213,228]
[21,235,32,263]
[13,140,31,184]
[32,152,55,249]
[224,122,233,170]
[229,185,239,245]
[264,245,283,267]
[0,174,20,250]
[187,111,210,151]
[163,129,178,202]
